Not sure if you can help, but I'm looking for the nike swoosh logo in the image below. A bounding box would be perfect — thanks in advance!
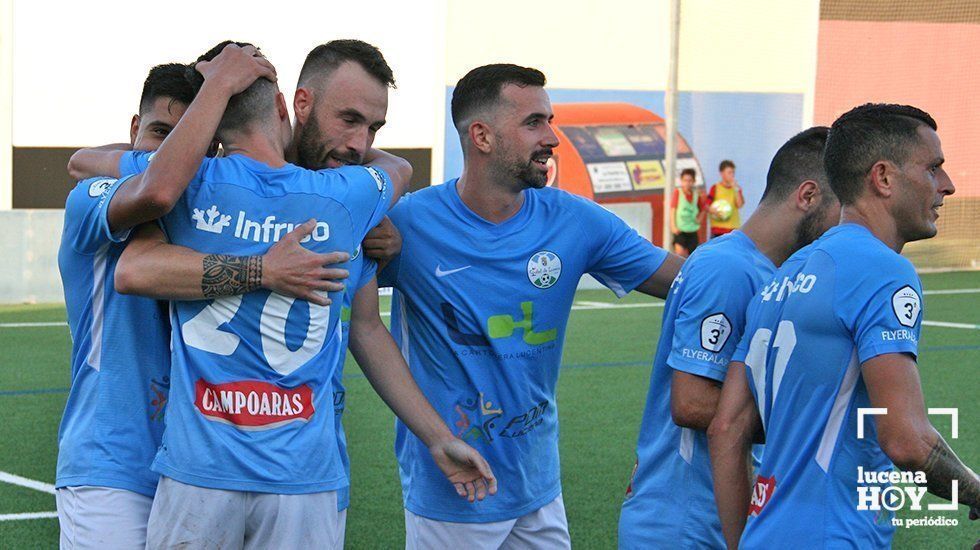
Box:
[435,265,472,277]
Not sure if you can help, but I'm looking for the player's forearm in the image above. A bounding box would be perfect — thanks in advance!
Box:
[349,317,454,447]
[708,362,761,548]
[708,416,753,549]
[116,240,262,300]
[67,148,125,181]
[915,432,980,507]
[635,253,684,299]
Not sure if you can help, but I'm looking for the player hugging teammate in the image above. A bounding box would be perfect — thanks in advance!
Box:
[58,41,494,549]
[56,38,976,550]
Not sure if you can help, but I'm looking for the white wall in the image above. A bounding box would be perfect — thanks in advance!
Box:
[444,0,818,94]
[0,210,64,303]
[11,0,443,150]
[1,0,12,209]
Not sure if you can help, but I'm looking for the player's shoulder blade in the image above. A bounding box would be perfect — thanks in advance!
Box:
[690,232,748,269]
[821,224,913,276]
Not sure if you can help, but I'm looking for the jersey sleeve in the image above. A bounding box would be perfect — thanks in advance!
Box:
[357,258,378,292]
[319,165,392,244]
[377,194,411,288]
[666,255,757,382]
[836,254,923,363]
[670,188,679,208]
[62,176,137,255]
[731,292,764,364]
[118,151,154,177]
[577,198,667,297]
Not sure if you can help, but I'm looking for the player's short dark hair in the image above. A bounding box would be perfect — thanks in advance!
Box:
[186,40,276,135]
[450,64,546,132]
[139,63,195,116]
[824,103,937,205]
[297,39,395,89]
[719,159,735,172]
[760,126,830,205]
[680,168,697,179]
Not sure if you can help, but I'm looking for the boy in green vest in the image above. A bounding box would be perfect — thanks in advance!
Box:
[670,168,708,257]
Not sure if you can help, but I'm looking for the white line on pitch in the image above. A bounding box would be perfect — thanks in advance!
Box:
[0,511,58,522]
[923,320,980,330]
[0,287,973,329]
[0,321,66,328]
[0,471,57,494]
[572,302,664,311]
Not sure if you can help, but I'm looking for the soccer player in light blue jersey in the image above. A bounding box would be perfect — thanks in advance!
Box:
[377,64,683,548]
[79,42,422,545]
[709,103,978,549]
[54,52,313,549]
[618,127,841,549]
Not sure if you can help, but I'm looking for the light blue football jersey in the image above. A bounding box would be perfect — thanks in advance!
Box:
[121,151,390,494]
[56,175,172,497]
[733,223,922,549]
[618,230,775,549]
[379,179,667,522]
[334,255,378,511]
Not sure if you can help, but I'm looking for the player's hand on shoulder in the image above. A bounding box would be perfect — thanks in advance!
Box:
[363,148,413,201]
[363,216,402,263]
[428,437,498,503]
[262,219,349,306]
[196,43,277,96]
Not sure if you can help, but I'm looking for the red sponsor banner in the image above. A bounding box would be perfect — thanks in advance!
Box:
[194,379,314,430]
[748,475,776,517]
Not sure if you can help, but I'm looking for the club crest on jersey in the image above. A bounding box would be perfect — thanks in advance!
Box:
[87,177,115,198]
[891,285,921,328]
[700,312,733,352]
[194,379,314,430]
[527,250,561,289]
[366,166,385,191]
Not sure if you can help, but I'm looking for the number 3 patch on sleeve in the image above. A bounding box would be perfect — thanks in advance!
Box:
[891,285,921,328]
[700,313,733,352]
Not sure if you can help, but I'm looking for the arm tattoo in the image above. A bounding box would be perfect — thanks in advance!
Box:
[202,254,263,298]
[919,434,980,508]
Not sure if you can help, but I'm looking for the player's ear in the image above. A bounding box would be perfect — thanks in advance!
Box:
[470,121,493,154]
[868,160,895,198]
[129,114,140,146]
[796,180,819,211]
[275,92,289,121]
[293,87,313,125]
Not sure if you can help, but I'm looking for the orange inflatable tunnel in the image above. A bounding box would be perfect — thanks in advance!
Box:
[546,103,704,248]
